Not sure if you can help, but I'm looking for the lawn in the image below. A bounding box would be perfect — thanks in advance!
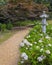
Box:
[0,30,17,44]
[47,20,52,24]
[13,20,35,26]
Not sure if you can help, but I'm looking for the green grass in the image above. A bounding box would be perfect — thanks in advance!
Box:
[47,20,52,24]
[0,30,17,44]
[14,20,52,27]
[14,20,35,26]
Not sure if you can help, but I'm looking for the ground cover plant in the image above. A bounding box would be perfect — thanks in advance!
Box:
[13,20,35,26]
[19,22,52,65]
[0,30,18,44]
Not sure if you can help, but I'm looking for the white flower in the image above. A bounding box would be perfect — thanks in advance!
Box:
[39,39,43,43]
[21,61,24,64]
[26,47,28,50]
[21,53,26,58]
[40,48,43,52]
[45,35,50,39]
[37,55,46,62]
[40,34,43,36]
[23,39,28,43]
[25,42,30,46]
[41,46,44,48]
[41,55,46,59]
[21,52,28,60]
[48,44,52,47]
[37,57,43,62]
[20,42,24,47]
[46,50,51,54]
[36,46,40,49]
[34,42,37,44]
[26,35,30,38]
[23,39,30,46]
[23,55,28,60]
[30,44,33,46]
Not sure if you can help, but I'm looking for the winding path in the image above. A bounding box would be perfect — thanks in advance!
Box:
[0,28,30,65]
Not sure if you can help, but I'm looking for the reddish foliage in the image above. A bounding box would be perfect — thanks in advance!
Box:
[0,0,48,23]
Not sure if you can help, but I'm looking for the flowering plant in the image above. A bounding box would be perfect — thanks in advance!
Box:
[19,24,52,65]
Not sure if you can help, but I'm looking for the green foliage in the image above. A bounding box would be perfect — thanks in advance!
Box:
[0,23,2,31]
[33,0,52,11]
[1,24,6,31]
[0,30,17,44]
[0,0,7,5]
[0,23,13,32]
[14,20,34,26]
[0,0,48,23]
[47,24,52,36]
[19,23,52,65]
[48,12,52,20]
[7,22,13,30]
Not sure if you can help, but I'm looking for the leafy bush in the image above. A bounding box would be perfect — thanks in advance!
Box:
[14,20,34,26]
[7,22,13,30]
[1,24,6,31]
[47,12,52,20]
[0,23,2,31]
[19,23,52,65]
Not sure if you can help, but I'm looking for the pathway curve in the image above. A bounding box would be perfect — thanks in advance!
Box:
[0,28,30,65]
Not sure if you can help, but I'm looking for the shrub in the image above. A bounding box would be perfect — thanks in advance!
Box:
[19,23,52,65]
[1,24,6,32]
[47,12,52,20]
[0,23,2,31]
[14,20,34,26]
[7,22,13,30]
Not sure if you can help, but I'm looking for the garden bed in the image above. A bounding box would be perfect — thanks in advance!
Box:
[19,23,52,65]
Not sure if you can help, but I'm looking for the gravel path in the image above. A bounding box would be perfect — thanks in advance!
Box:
[0,28,30,65]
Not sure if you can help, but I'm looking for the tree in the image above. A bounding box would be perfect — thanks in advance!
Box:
[0,0,48,23]
[33,0,52,11]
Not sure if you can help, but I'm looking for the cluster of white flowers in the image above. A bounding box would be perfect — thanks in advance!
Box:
[23,39,32,46]
[46,43,52,47]
[34,42,37,44]
[20,39,32,47]
[26,47,28,50]
[36,46,40,49]
[39,39,43,43]
[37,55,46,62]
[39,34,43,36]
[48,44,52,47]
[40,48,44,52]
[21,52,28,60]
[41,46,44,48]
[26,35,30,38]
[20,42,24,47]
[45,50,51,54]
[20,29,51,64]
[45,35,50,40]
[20,60,24,64]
